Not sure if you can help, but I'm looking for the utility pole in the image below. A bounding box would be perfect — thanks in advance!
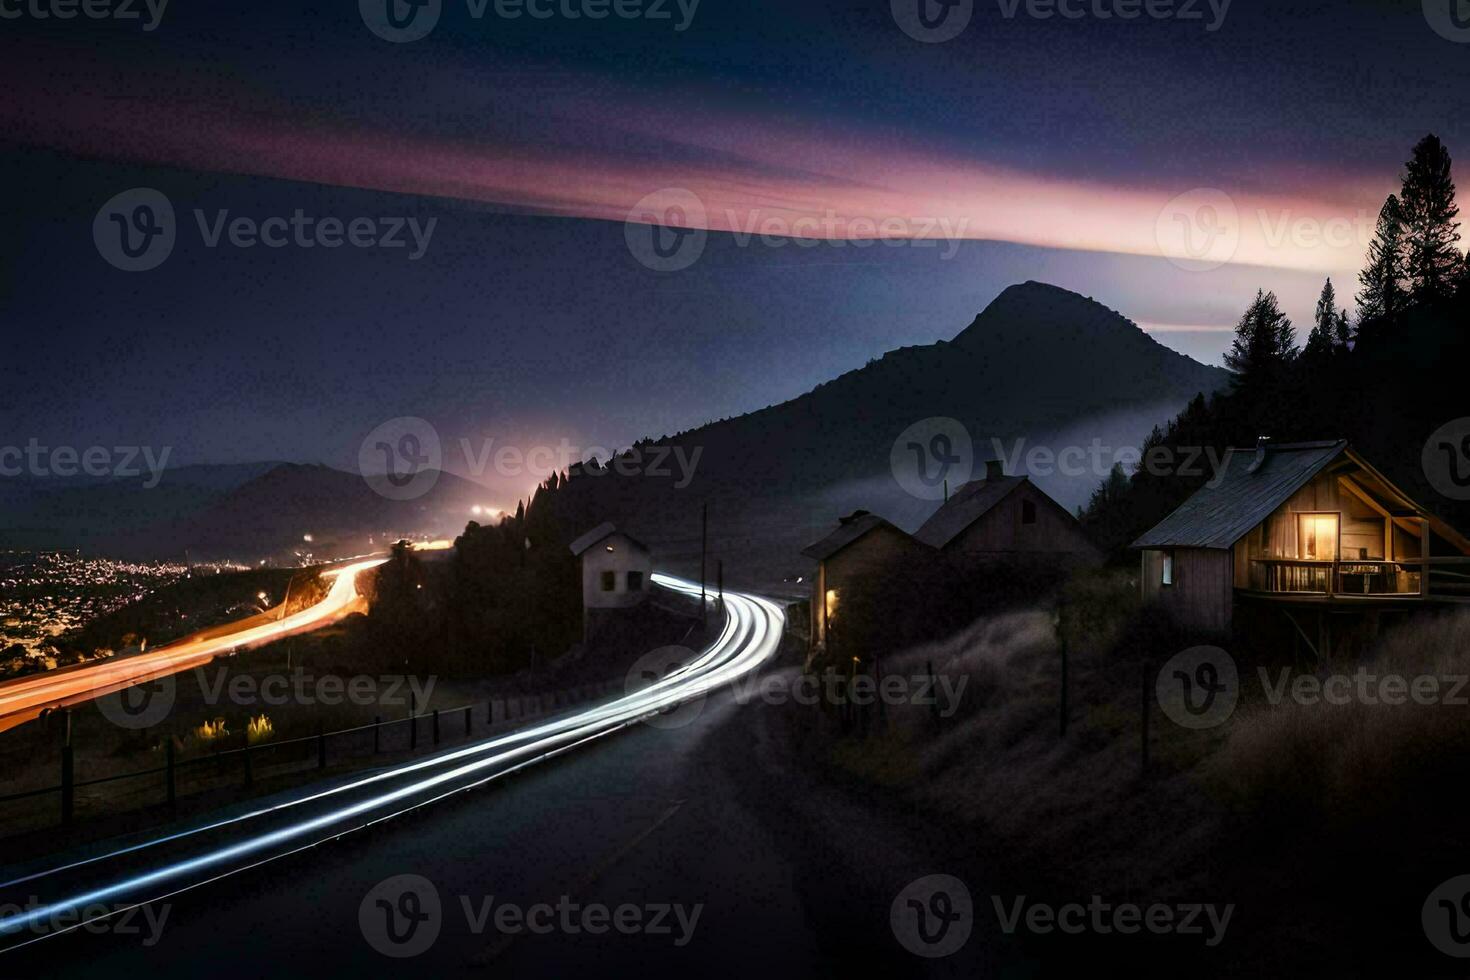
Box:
[717,559,724,615]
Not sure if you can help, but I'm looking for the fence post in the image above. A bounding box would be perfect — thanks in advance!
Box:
[1140,657,1151,780]
[317,722,327,770]
[464,706,472,737]
[166,737,177,809]
[432,708,440,746]
[373,715,382,754]
[1059,633,1069,739]
[409,709,417,751]
[928,660,941,728]
[60,708,74,828]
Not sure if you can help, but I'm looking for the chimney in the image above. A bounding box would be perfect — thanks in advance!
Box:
[985,459,1005,481]
[1247,436,1272,474]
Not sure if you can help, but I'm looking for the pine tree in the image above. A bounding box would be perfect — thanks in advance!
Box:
[1225,289,1297,387]
[1303,279,1337,361]
[1357,195,1406,324]
[1400,134,1462,302]
[1334,308,1353,350]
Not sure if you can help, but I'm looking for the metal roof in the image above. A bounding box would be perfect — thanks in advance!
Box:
[913,476,1026,550]
[569,522,648,557]
[800,511,908,562]
[1130,441,1348,550]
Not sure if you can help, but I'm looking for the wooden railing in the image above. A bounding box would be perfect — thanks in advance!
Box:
[1248,558,1419,597]
[1247,557,1470,599]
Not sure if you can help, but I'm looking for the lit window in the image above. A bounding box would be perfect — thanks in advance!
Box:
[824,589,840,621]
[601,570,616,592]
[1162,552,1174,587]
[1298,514,1339,561]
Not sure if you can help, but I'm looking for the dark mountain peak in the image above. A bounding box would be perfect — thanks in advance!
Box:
[955,280,1161,353]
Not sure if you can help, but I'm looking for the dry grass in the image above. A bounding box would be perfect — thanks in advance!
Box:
[1211,608,1470,837]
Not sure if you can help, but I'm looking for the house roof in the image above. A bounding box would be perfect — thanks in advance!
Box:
[800,511,906,562]
[569,522,647,557]
[1130,441,1347,550]
[913,476,1027,549]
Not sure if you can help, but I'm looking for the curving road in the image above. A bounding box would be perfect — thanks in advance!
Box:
[0,558,388,735]
[0,574,785,954]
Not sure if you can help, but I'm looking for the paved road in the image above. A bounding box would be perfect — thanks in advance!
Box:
[4,687,1038,978]
[0,575,1038,977]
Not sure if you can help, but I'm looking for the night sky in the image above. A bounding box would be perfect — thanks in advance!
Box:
[2,0,1467,500]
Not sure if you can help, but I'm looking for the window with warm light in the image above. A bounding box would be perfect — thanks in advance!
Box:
[824,589,840,622]
[1298,514,1339,561]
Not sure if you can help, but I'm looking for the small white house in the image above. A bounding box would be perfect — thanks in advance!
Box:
[569,523,652,641]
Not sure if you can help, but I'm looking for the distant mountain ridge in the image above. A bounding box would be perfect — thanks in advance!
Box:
[4,282,1230,573]
[0,461,487,562]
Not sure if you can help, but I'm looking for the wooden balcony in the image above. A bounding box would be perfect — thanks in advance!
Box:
[1244,558,1470,603]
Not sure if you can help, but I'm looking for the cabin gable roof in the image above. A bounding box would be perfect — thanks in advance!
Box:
[913,476,1029,550]
[801,511,909,562]
[1130,442,1347,551]
[570,522,648,557]
[1130,440,1470,554]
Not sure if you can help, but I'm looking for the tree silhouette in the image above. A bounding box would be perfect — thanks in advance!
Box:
[1225,289,1296,384]
[1333,308,1353,350]
[1400,134,1461,303]
[1357,195,1406,326]
[1302,279,1338,362]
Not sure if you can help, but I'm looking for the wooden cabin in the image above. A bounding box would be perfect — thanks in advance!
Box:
[800,510,925,653]
[1132,440,1470,651]
[914,460,1100,564]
